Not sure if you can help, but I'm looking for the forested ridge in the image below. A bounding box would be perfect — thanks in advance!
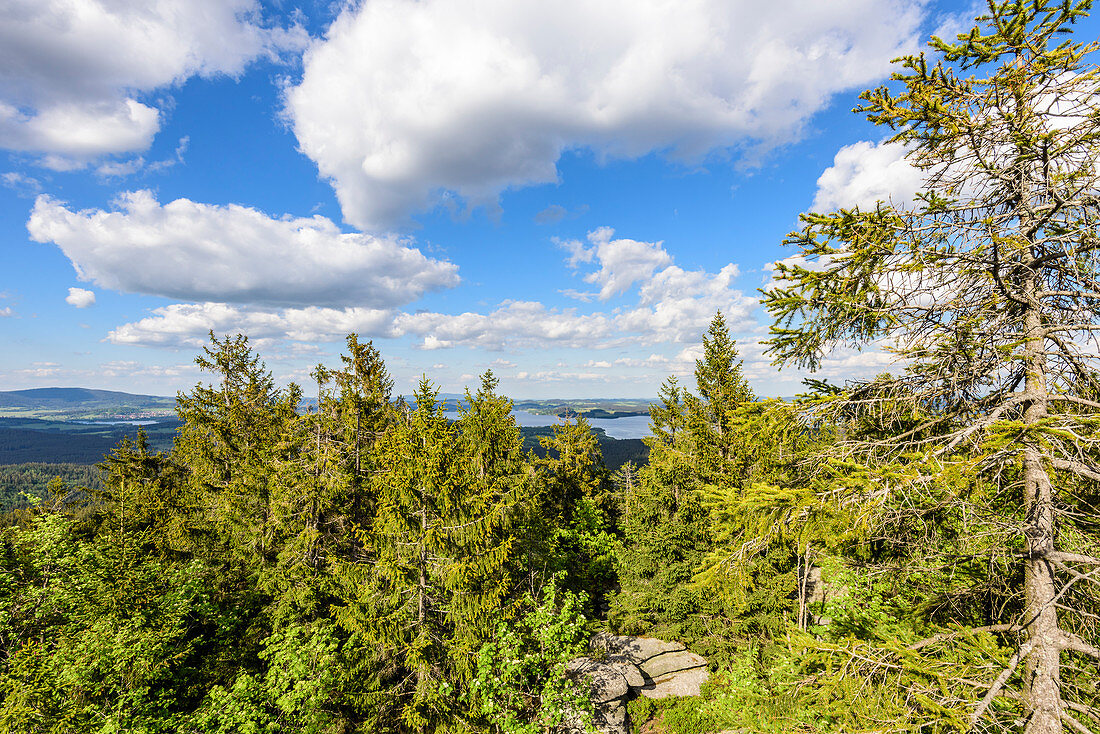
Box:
[0,464,102,513]
[0,421,642,472]
[3,2,1100,733]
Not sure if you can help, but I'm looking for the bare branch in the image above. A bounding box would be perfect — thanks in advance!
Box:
[1065,701,1100,727]
[1059,632,1100,660]
[1046,551,1100,567]
[1052,459,1100,483]
[970,638,1036,728]
[1063,711,1100,734]
[1048,395,1100,411]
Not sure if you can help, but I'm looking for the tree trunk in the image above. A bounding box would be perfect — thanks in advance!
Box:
[355,407,361,476]
[1022,274,1062,734]
[417,470,429,713]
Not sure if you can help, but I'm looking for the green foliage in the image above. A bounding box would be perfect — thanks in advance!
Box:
[0,462,101,513]
[0,514,213,733]
[468,577,593,734]
[612,472,714,641]
[194,623,341,734]
[536,417,621,616]
[627,696,717,734]
[2,331,667,733]
[352,378,465,730]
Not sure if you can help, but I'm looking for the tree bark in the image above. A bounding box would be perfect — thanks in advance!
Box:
[1022,269,1063,734]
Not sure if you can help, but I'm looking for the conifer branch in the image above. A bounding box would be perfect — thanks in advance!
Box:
[969,638,1036,728]
[1052,458,1100,482]
[909,624,1025,651]
[1062,710,1100,734]
[1059,632,1100,660]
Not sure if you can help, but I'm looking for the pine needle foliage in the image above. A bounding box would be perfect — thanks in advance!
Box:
[762,2,1100,730]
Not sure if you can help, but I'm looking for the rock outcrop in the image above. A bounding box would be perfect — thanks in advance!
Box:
[562,634,709,734]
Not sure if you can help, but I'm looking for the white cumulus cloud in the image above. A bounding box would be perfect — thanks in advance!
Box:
[561,227,673,301]
[285,0,926,230]
[812,140,924,212]
[0,0,306,162]
[28,191,460,308]
[106,224,757,353]
[65,287,95,308]
[107,303,399,348]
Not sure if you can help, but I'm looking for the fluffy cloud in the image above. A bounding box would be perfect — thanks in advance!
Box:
[399,302,617,351]
[561,227,673,301]
[65,287,95,308]
[0,306,12,317]
[27,191,460,308]
[0,0,306,161]
[286,0,925,230]
[108,303,400,348]
[97,360,194,379]
[107,224,757,352]
[509,369,648,385]
[0,99,160,161]
[811,140,924,212]
[9,362,63,379]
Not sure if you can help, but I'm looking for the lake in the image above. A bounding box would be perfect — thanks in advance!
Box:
[71,419,162,426]
[443,409,651,439]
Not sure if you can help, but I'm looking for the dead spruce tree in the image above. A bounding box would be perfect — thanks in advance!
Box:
[764,2,1100,732]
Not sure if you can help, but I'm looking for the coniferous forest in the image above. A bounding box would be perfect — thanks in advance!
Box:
[4,2,1100,733]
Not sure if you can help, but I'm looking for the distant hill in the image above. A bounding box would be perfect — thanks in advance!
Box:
[0,387,176,420]
[0,387,171,408]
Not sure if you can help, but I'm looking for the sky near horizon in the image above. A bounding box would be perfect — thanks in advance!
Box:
[3,0,1088,400]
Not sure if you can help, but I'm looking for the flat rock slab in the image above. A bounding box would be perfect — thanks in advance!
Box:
[607,656,645,688]
[641,665,710,699]
[638,649,707,679]
[591,633,685,663]
[567,633,711,732]
[567,657,629,703]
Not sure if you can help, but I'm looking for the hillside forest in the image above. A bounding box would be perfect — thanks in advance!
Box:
[3,2,1100,733]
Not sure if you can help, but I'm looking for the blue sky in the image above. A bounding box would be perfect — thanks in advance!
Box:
[2,0,1090,399]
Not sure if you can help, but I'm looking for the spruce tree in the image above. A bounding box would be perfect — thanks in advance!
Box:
[94,429,190,556]
[613,316,755,644]
[334,333,394,483]
[763,2,1100,730]
[450,371,539,663]
[537,417,618,616]
[689,311,754,479]
[360,378,463,733]
[175,332,301,568]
